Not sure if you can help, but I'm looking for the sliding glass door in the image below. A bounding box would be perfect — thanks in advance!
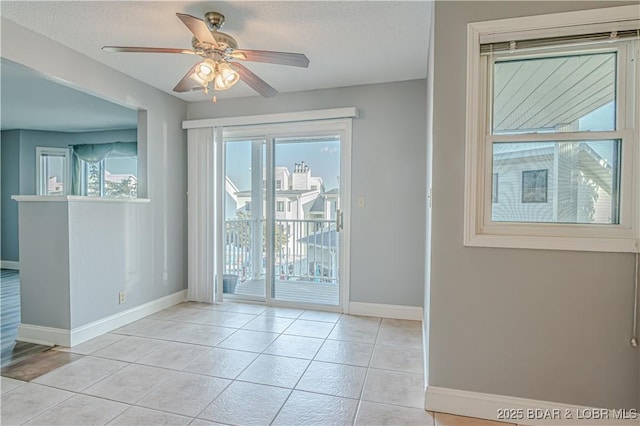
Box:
[271,136,341,306]
[220,123,347,309]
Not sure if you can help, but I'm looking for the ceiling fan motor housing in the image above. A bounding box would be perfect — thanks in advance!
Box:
[192,31,238,51]
[204,11,225,29]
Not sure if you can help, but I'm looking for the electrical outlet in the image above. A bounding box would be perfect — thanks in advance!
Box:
[119,292,126,304]
[357,196,365,208]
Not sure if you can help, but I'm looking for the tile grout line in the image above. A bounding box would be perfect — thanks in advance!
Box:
[7,303,424,425]
[191,306,318,423]
[267,310,341,425]
[192,311,288,423]
[352,316,384,425]
[8,382,76,425]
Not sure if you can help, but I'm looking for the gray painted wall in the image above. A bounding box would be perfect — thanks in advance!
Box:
[67,201,153,328]
[19,201,71,328]
[430,1,639,409]
[1,130,21,261]
[188,80,428,307]
[19,129,137,195]
[2,18,188,324]
[0,129,137,262]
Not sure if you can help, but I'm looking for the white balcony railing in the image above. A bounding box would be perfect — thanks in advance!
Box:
[224,218,338,285]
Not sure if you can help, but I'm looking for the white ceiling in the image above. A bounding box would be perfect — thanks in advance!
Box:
[0,1,432,102]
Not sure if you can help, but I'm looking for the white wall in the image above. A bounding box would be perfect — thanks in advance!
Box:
[188,80,428,307]
[429,1,638,409]
[1,18,188,323]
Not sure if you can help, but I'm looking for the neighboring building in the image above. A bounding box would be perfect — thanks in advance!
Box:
[225,176,239,219]
[492,142,615,224]
[225,161,338,283]
[47,176,64,194]
[233,161,330,222]
[105,171,137,188]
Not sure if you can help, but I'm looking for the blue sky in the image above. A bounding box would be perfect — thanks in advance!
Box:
[225,138,341,191]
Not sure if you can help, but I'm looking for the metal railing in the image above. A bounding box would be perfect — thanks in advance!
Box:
[224,218,338,284]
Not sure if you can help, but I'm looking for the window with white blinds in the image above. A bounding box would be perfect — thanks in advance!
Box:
[464,5,639,252]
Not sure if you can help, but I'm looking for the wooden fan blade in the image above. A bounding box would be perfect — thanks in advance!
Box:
[176,13,218,47]
[173,63,202,93]
[230,49,309,68]
[102,46,195,54]
[231,63,278,98]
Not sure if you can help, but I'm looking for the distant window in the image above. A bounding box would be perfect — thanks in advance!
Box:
[245,201,251,212]
[287,201,291,212]
[311,185,318,190]
[277,201,285,212]
[36,147,70,195]
[521,170,548,204]
[276,179,282,190]
[80,156,137,198]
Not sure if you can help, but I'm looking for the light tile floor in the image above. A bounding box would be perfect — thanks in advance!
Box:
[0,301,514,426]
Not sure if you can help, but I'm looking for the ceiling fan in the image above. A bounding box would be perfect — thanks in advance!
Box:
[102,11,310,101]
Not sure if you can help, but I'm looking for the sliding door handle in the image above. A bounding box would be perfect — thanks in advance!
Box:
[336,209,344,232]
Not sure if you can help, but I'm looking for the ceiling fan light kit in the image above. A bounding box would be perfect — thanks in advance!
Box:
[213,62,240,91]
[102,11,310,101]
[195,59,216,83]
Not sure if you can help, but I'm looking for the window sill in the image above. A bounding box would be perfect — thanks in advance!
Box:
[11,195,150,204]
[464,232,638,253]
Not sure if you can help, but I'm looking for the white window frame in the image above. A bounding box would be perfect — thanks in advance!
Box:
[36,147,70,196]
[81,159,106,197]
[464,5,640,253]
[79,156,138,198]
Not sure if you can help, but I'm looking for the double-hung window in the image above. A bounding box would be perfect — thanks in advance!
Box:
[464,6,639,252]
[36,147,70,195]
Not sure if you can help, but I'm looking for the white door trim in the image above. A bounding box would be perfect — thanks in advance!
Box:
[216,116,355,312]
[183,107,359,129]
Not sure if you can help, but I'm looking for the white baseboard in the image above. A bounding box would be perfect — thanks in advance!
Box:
[1,260,20,270]
[69,289,187,346]
[348,302,423,320]
[17,324,69,346]
[426,386,638,426]
[17,289,187,347]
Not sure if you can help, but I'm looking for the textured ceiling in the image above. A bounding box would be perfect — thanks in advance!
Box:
[0,1,431,102]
